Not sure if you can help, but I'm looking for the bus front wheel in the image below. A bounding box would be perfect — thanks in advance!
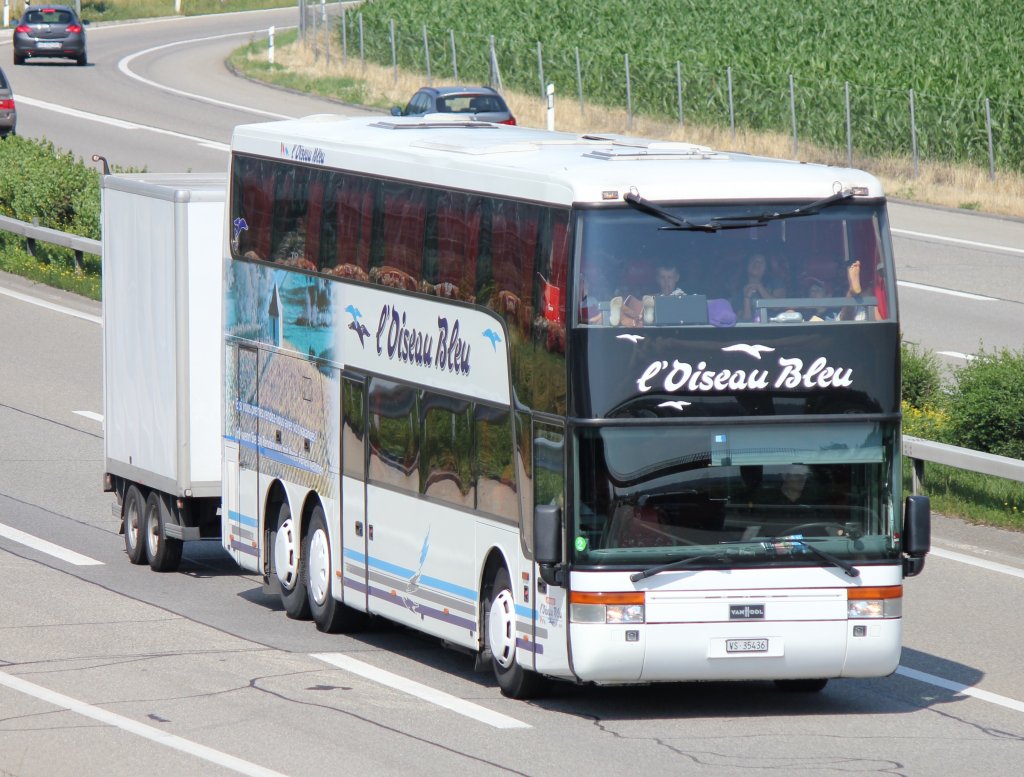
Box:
[484,567,546,699]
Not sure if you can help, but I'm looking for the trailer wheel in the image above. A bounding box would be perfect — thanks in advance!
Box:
[305,505,365,633]
[483,567,546,699]
[272,502,310,620]
[123,485,148,565]
[144,492,183,573]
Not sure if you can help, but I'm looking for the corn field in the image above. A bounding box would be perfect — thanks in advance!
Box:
[315,0,1024,175]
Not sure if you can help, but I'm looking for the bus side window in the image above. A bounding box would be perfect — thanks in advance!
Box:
[475,404,517,522]
[373,182,427,291]
[420,391,475,508]
[431,192,481,301]
[367,379,420,494]
[489,200,539,330]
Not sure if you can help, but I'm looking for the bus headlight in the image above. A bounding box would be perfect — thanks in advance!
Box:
[847,585,902,618]
[570,591,645,624]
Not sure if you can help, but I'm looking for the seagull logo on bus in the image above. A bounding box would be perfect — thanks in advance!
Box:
[345,304,371,347]
[722,343,775,359]
[482,328,502,350]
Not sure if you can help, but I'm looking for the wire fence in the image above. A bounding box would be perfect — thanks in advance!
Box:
[297,3,1020,180]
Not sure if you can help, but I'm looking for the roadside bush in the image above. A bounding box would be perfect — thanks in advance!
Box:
[901,341,945,410]
[0,135,100,238]
[945,348,1024,459]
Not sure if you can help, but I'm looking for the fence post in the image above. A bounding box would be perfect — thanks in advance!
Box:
[423,25,431,85]
[547,83,555,131]
[625,53,632,130]
[450,30,459,83]
[359,13,364,69]
[789,74,798,156]
[537,42,545,99]
[676,61,684,127]
[268,25,275,65]
[845,81,853,167]
[390,19,398,84]
[985,98,996,182]
[909,88,919,178]
[341,6,347,63]
[489,36,503,91]
[575,47,584,115]
[727,66,735,140]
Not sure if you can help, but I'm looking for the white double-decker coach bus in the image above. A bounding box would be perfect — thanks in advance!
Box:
[221,114,930,698]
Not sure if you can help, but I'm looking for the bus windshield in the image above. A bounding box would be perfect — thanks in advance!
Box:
[576,201,892,327]
[573,421,898,566]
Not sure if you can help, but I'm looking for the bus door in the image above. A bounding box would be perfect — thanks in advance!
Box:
[226,345,261,572]
[340,374,370,613]
[530,420,569,675]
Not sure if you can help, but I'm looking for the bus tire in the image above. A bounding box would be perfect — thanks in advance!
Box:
[144,492,183,573]
[774,678,828,693]
[272,501,310,620]
[484,567,546,699]
[123,485,148,565]
[305,505,365,633]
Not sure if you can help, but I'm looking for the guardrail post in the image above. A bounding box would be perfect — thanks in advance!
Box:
[912,458,924,495]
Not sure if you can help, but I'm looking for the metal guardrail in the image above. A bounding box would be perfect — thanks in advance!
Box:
[0,213,102,270]
[903,435,1024,493]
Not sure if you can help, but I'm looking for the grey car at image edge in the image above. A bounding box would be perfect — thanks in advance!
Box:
[13,5,89,66]
[0,66,15,137]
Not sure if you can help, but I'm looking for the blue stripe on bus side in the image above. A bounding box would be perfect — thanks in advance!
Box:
[342,547,478,602]
[228,510,259,529]
[223,435,324,475]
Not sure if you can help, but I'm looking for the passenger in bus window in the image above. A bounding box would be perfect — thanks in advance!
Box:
[274,215,307,264]
[653,261,687,297]
[735,253,774,321]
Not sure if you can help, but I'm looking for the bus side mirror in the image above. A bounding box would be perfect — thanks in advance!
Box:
[534,504,564,587]
[902,495,931,577]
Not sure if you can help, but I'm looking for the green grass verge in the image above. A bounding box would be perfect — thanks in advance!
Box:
[226,29,372,105]
[0,242,101,300]
[903,460,1024,530]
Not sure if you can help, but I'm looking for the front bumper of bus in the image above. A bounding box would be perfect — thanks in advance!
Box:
[566,576,903,684]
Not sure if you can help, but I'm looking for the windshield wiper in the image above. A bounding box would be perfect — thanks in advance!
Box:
[766,537,860,578]
[712,189,855,227]
[623,191,762,232]
[629,552,733,582]
[623,188,853,232]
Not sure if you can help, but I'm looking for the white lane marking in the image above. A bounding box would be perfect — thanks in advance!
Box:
[896,280,995,301]
[312,652,531,730]
[896,666,1024,714]
[118,30,295,119]
[0,285,101,324]
[15,95,230,151]
[930,546,1024,579]
[0,523,103,566]
[892,228,1024,257]
[0,671,290,777]
[74,410,104,423]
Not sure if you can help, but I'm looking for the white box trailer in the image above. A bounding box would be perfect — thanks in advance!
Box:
[101,173,226,571]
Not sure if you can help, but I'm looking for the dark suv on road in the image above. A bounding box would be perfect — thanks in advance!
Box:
[391,86,516,125]
[13,5,89,66]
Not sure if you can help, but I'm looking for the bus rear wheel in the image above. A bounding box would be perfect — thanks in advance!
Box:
[272,501,310,620]
[484,567,546,699]
[123,485,147,565]
[305,505,365,633]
